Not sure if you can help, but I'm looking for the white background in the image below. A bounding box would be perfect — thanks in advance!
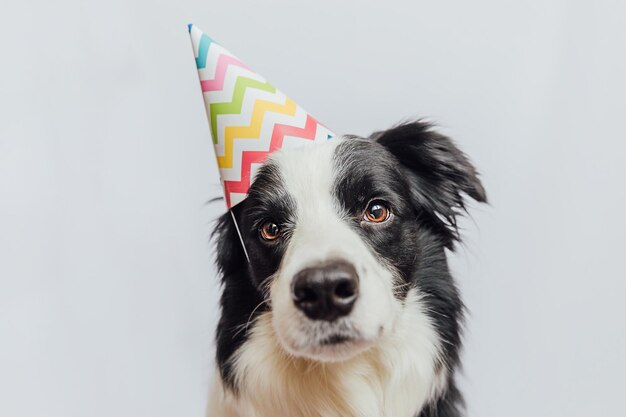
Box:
[1,1,625,416]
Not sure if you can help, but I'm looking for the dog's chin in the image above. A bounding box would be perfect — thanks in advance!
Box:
[274,323,380,363]
[291,337,376,363]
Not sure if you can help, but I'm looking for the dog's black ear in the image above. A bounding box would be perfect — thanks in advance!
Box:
[372,120,487,247]
[212,209,247,283]
[211,207,263,388]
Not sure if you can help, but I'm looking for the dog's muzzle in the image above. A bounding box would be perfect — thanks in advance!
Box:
[290,260,359,322]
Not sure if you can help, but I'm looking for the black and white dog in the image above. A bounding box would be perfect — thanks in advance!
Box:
[209,121,486,417]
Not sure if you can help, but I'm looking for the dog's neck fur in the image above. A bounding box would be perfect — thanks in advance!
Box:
[209,290,454,417]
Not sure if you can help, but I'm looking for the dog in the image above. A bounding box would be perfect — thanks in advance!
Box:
[209,120,486,417]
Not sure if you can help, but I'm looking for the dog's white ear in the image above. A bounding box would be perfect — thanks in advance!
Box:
[372,120,487,246]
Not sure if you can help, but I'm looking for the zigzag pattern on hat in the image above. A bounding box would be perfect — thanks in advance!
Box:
[189,24,335,208]
[223,114,320,207]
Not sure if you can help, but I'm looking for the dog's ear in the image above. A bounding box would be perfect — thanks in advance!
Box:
[211,208,264,387]
[372,120,487,247]
[212,209,247,282]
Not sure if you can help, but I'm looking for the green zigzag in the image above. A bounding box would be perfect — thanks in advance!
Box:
[209,77,276,143]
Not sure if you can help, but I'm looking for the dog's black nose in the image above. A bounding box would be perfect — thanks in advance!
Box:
[291,261,359,321]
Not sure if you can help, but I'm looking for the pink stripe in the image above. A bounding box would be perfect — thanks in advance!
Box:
[200,55,251,92]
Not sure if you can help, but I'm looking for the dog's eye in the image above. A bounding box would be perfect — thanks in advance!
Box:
[364,201,391,223]
[259,221,281,241]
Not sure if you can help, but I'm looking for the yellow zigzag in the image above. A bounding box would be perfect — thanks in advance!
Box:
[217,96,297,169]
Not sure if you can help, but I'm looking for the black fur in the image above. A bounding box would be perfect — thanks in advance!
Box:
[212,120,486,415]
[212,203,264,390]
[371,121,486,248]
[212,162,294,388]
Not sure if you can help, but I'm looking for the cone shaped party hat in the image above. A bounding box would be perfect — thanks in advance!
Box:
[188,24,336,208]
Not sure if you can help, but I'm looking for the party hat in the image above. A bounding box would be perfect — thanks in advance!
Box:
[188,24,336,208]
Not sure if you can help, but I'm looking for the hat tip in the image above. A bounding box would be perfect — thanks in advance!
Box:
[187,23,193,32]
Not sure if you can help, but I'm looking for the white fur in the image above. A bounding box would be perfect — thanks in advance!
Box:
[209,290,444,417]
[269,140,402,362]
[208,139,445,416]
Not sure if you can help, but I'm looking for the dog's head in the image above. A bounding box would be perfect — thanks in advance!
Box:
[213,121,486,383]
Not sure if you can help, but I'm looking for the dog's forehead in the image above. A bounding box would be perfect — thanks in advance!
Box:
[269,139,340,199]
[257,137,399,210]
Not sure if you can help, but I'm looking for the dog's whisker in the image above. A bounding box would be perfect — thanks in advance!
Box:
[231,299,270,339]
[439,337,455,347]
[420,306,452,320]
[258,274,276,299]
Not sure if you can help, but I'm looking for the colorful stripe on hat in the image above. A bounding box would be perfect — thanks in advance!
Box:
[188,24,335,208]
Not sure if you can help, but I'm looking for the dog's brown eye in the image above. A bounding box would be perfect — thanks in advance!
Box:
[259,221,281,241]
[364,201,390,223]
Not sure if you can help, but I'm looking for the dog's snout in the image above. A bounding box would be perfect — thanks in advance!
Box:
[291,261,359,321]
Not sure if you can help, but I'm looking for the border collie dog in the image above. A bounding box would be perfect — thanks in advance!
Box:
[210,121,486,417]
